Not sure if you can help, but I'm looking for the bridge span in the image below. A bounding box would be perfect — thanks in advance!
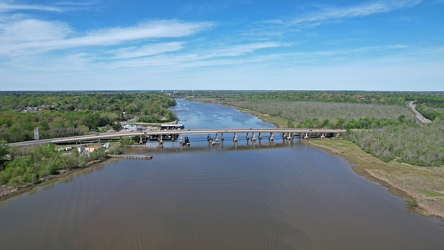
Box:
[8,128,346,147]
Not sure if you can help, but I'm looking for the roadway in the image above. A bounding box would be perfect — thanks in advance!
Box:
[7,128,346,147]
[408,101,432,124]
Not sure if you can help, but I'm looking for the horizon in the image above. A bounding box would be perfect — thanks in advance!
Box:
[1,0,443,91]
[1,89,444,93]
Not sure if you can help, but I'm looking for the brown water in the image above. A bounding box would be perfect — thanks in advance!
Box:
[0,99,443,250]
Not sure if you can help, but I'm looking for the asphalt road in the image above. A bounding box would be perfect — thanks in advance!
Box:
[408,101,432,124]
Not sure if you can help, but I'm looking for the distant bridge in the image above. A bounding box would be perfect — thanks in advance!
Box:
[8,128,346,147]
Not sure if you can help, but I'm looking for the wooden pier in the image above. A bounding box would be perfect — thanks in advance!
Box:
[129,145,163,149]
[108,154,153,160]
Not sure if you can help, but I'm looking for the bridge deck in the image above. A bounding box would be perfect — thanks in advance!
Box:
[8,128,346,147]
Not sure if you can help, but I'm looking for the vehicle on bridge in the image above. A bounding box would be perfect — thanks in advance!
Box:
[160,124,185,130]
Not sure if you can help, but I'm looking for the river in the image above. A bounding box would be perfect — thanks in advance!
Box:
[0,99,443,250]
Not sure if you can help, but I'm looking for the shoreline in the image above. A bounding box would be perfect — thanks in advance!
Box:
[0,159,106,202]
[307,139,444,220]
[191,97,444,220]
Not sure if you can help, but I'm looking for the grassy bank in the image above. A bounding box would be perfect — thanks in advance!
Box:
[308,139,444,219]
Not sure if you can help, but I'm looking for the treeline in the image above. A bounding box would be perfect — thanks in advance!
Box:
[176,90,444,106]
[227,100,415,129]
[0,144,107,185]
[415,104,444,121]
[0,91,176,112]
[348,121,444,166]
[0,92,177,143]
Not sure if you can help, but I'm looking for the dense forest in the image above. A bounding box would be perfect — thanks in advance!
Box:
[0,92,177,143]
[228,100,414,129]
[174,90,444,105]
[0,91,177,186]
[176,90,444,106]
[347,121,444,166]
[183,91,444,167]
[0,144,107,185]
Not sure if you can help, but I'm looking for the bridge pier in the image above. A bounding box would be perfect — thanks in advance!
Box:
[221,132,224,141]
[321,133,325,138]
[233,133,238,142]
[246,132,249,140]
[258,132,262,140]
[269,132,274,141]
[251,132,256,142]
[287,132,293,140]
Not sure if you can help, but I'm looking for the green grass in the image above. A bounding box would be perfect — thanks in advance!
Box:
[422,189,444,197]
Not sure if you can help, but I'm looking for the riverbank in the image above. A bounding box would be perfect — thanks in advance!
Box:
[0,159,106,201]
[190,97,444,219]
[308,139,444,219]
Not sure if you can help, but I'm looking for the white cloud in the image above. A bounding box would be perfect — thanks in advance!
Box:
[204,42,287,58]
[80,20,210,45]
[290,0,422,25]
[0,19,72,42]
[0,20,212,55]
[0,2,62,13]
[110,42,185,59]
[102,42,287,70]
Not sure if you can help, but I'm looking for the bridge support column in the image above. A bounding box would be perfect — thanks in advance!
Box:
[269,132,274,141]
[287,132,293,140]
[304,133,309,139]
[251,132,256,142]
[246,132,249,140]
[233,133,238,142]
[221,133,224,141]
[139,135,143,144]
[215,133,219,142]
[321,133,325,138]
[258,132,262,140]
[179,135,183,144]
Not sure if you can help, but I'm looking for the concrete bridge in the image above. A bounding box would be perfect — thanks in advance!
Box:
[8,128,346,147]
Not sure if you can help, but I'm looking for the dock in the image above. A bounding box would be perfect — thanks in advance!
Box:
[108,154,153,160]
[129,145,163,149]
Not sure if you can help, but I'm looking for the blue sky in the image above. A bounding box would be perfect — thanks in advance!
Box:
[0,0,443,91]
